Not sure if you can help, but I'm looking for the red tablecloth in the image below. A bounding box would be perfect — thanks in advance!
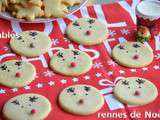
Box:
[0,0,160,120]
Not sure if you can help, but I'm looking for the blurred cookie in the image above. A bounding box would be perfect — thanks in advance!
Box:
[66,18,109,45]
[113,77,158,105]
[0,60,36,88]
[59,84,104,115]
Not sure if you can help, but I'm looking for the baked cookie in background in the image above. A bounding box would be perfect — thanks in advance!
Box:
[59,84,104,115]
[10,31,52,57]
[66,17,108,45]
[113,77,158,105]
[0,60,36,88]
[112,42,153,68]
[50,49,92,76]
[3,93,51,120]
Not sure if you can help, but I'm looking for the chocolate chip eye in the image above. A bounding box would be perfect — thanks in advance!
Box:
[22,40,25,42]
[29,96,39,103]
[85,93,88,96]
[74,57,76,59]
[73,93,76,96]
[128,87,130,89]
[8,70,10,72]
[29,104,32,106]
[21,106,24,108]
[88,19,95,24]
[89,26,92,28]
[79,27,81,29]
[133,43,140,48]
[139,86,141,88]
[126,51,129,53]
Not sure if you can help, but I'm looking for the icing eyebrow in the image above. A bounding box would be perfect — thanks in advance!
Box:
[122,80,129,85]
[17,36,22,40]
[29,96,39,102]
[136,79,145,84]
[11,100,20,105]
[15,62,23,66]
[88,19,95,24]
[67,87,75,93]
[0,64,7,71]
[133,43,140,48]
[57,52,63,58]
[73,21,80,26]
[29,32,38,37]
[72,50,80,56]
[118,45,125,50]
[84,86,91,92]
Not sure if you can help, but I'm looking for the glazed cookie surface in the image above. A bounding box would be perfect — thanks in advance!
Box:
[66,17,109,45]
[112,42,153,68]
[10,31,52,57]
[3,93,51,120]
[0,60,36,88]
[50,49,92,76]
[113,77,158,105]
[59,84,104,115]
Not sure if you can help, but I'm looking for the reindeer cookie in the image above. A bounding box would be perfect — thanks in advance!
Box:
[10,31,52,57]
[0,60,36,88]
[113,77,158,105]
[3,93,51,120]
[66,17,109,45]
[0,0,8,12]
[59,84,104,115]
[50,49,92,76]
[112,42,153,68]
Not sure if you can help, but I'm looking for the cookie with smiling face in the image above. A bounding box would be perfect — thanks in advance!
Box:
[59,84,104,115]
[66,18,109,46]
[10,31,52,57]
[112,42,153,68]
[50,49,92,76]
[113,77,158,105]
[0,60,36,88]
[3,93,51,120]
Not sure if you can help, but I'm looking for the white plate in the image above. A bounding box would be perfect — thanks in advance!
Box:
[0,0,88,23]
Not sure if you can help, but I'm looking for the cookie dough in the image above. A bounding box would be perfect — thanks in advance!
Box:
[10,31,52,57]
[0,60,36,88]
[3,93,51,120]
[59,84,104,115]
[112,42,153,68]
[66,17,109,45]
[113,77,158,105]
[50,49,92,76]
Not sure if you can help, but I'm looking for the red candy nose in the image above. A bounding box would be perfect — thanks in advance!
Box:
[133,54,139,60]
[85,30,91,35]
[15,72,21,77]
[134,91,140,96]
[31,109,36,115]
[70,62,77,67]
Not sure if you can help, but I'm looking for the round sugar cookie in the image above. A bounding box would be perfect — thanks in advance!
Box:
[50,49,92,76]
[66,17,109,45]
[112,42,153,68]
[0,60,36,88]
[10,31,52,57]
[59,84,104,115]
[113,77,158,105]
[3,93,51,120]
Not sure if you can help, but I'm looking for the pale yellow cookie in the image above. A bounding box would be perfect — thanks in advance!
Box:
[3,93,51,120]
[113,77,158,105]
[59,84,104,115]
[0,60,36,88]
[50,49,92,76]
[10,31,52,57]
[66,18,109,45]
[112,42,153,68]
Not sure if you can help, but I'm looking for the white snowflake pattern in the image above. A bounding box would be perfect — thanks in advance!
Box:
[107,60,117,67]
[93,62,103,69]
[24,86,31,90]
[11,88,18,92]
[107,71,113,76]
[153,65,160,70]
[119,70,125,74]
[43,70,55,77]
[0,89,6,94]
[120,29,130,35]
[155,53,160,59]
[48,81,55,86]
[52,39,59,45]
[142,67,148,71]
[109,30,116,37]
[72,78,79,82]
[96,73,102,77]
[130,69,136,72]
[61,79,67,84]
[84,75,90,80]
[36,83,43,88]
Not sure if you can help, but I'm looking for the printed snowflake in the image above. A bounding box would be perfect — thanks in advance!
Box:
[109,30,116,37]
[48,81,55,86]
[107,71,113,76]
[11,88,18,92]
[93,62,103,69]
[155,53,160,60]
[130,69,136,72]
[52,39,59,46]
[43,70,55,77]
[24,86,31,90]
[96,73,102,77]
[84,75,90,80]
[36,83,43,88]
[61,79,67,84]
[142,67,148,71]
[119,70,125,74]
[0,89,6,94]
[107,60,117,67]
[153,65,160,70]
[120,29,130,35]
[72,78,79,82]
